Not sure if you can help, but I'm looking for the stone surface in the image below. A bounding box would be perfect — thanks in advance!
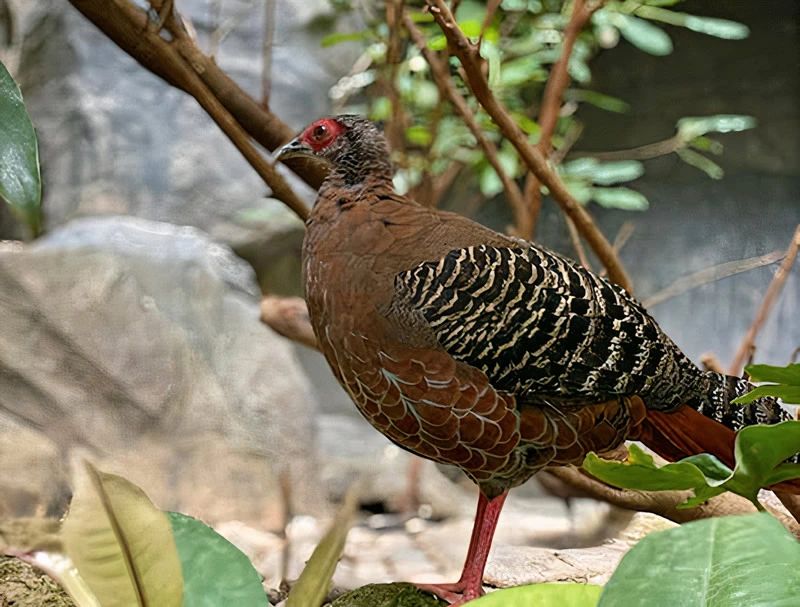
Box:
[0,555,75,607]
[0,216,321,523]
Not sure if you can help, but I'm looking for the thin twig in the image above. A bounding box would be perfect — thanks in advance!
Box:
[525,0,604,238]
[478,0,502,49]
[642,249,786,308]
[567,217,592,270]
[405,13,532,237]
[571,134,684,162]
[68,0,311,219]
[425,0,631,292]
[700,352,725,374]
[261,0,276,106]
[729,224,800,375]
[261,296,319,350]
[68,0,328,189]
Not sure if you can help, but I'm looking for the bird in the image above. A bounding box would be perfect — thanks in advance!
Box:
[277,115,798,605]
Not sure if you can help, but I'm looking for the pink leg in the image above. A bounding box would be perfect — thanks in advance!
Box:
[417,490,509,606]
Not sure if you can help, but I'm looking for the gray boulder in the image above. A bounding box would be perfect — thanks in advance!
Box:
[0,216,322,524]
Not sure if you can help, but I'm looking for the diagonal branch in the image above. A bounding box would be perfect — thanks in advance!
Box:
[526,0,606,245]
[404,14,532,237]
[67,0,327,193]
[425,0,631,292]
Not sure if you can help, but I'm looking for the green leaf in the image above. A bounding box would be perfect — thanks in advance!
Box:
[733,385,800,405]
[744,363,800,385]
[62,462,184,607]
[591,187,649,211]
[587,161,644,185]
[405,125,433,146]
[616,15,673,56]
[408,12,434,23]
[479,148,518,197]
[469,583,603,606]
[167,512,267,607]
[286,484,360,607]
[0,59,42,237]
[598,513,800,607]
[689,136,723,155]
[427,35,447,51]
[682,15,749,39]
[564,89,630,114]
[675,148,724,179]
[320,30,371,47]
[584,422,800,508]
[676,114,757,140]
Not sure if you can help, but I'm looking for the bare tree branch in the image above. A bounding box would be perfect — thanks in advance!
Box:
[262,0,276,106]
[729,224,800,374]
[425,0,631,293]
[404,14,532,237]
[643,249,787,308]
[68,0,328,191]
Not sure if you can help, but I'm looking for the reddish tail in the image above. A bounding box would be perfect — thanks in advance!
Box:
[636,405,800,495]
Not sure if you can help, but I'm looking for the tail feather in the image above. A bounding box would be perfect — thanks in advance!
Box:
[635,405,800,495]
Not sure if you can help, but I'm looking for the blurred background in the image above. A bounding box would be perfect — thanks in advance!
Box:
[1,0,798,593]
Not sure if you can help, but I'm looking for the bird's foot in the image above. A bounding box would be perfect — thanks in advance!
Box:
[416,581,483,606]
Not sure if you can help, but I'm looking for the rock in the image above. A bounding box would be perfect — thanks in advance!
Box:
[3,0,358,266]
[484,512,676,588]
[331,583,444,607]
[317,414,473,520]
[0,555,75,607]
[0,216,322,524]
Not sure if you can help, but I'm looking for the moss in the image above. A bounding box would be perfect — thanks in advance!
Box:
[330,583,445,607]
[0,555,76,606]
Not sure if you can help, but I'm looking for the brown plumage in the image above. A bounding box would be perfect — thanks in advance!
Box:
[278,115,797,605]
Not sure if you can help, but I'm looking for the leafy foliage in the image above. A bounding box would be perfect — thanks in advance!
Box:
[598,513,800,607]
[323,0,753,212]
[734,363,800,405]
[0,59,42,237]
[167,512,268,607]
[61,462,184,607]
[469,583,602,606]
[583,421,800,508]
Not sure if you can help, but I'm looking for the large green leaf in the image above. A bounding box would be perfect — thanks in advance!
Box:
[598,513,800,607]
[583,421,800,508]
[0,59,42,236]
[285,484,360,607]
[62,462,184,607]
[166,512,267,607]
[734,363,800,405]
[469,583,602,606]
[745,363,800,385]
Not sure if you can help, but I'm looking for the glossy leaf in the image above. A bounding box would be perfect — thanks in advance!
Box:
[584,422,800,508]
[676,114,757,140]
[62,462,183,607]
[470,583,602,606]
[321,31,371,47]
[732,385,800,405]
[744,363,800,385]
[598,513,800,607]
[0,59,42,237]
[617,15,673,56]
[588,161,644,185]
[167,512,267,607]
[286,484,360,607]
[675,148,724,179]
[565,89,630,113]
[591,187,649,211]
[682,15,749,39]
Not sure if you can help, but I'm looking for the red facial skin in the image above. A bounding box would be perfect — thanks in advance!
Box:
[300,118,346,152]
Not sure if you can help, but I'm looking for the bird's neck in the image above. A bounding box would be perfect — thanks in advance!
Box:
[326,150,394,187]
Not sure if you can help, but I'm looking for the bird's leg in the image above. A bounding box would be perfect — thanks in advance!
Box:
[417,490,508,606]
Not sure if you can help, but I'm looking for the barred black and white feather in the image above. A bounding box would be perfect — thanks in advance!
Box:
[394,244,793,431]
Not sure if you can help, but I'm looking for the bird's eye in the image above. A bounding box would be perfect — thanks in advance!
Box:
[312,124,328,140]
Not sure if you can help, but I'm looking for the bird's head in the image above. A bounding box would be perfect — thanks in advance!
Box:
[277,115,392,185]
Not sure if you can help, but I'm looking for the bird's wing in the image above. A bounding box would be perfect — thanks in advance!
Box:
[390,243,689,407]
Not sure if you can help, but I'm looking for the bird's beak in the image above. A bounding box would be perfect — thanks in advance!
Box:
[276,137,313,162]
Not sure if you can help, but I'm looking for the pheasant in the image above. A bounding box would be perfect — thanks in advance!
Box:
[277,115,798,605]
